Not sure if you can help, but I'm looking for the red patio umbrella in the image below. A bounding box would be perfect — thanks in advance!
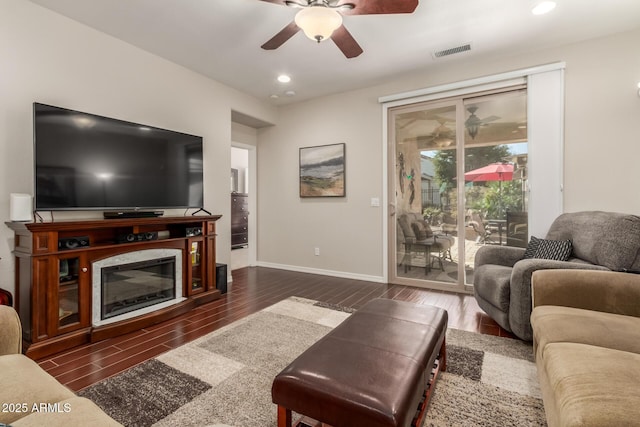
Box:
[464,163,514,182]
[464,163,514,219]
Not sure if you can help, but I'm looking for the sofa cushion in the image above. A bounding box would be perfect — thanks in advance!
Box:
[541,342,640,426]
[411,220,433,241]
[398,215,416,242]
[532,305,640,358]
[11,397,122,427]
[0,354,76,425]
[411,221,426,240]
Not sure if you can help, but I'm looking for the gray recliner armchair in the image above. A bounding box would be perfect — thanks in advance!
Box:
[473,211,640,340]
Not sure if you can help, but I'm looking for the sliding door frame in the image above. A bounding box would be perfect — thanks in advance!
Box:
[380,62,565,286]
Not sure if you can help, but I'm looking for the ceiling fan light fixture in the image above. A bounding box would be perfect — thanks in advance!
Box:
[465,107,481,139]
[531,1,556,15]
[295,7,343,43]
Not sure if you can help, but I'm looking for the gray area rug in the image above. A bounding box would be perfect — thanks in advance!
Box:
[79,297,546,426]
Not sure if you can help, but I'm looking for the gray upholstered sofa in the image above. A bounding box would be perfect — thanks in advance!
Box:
[0,305,121,426]
[531,269,640,426]
[474,211,640,340]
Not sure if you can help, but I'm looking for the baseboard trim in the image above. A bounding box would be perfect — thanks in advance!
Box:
[257,262,386,284]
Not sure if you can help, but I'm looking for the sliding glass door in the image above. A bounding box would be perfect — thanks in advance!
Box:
[389,88,528,291]
[391,100,462,290]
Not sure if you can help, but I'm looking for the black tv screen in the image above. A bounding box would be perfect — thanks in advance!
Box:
[34,103,204,211]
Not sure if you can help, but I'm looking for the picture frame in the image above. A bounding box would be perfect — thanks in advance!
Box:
[299,143,346,197]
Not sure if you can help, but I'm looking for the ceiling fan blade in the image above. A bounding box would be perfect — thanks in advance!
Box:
[481,115,501,123]
[331,25,363,58]
[261,21,300,50]
[256,0,290,5]
[284,0,308,7]
[340,0,419,15]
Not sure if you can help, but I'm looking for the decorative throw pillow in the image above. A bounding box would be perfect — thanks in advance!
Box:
[422,221,434,238]
[411,221,428,241]
[410,220,434,241]
[523,236,541,259]
[534,239,573,261]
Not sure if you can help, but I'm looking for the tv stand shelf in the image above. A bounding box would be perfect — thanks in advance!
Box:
[6,215,222,359]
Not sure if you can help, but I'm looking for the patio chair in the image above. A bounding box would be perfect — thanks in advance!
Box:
[468,211,497,244]
[397,213,455,273]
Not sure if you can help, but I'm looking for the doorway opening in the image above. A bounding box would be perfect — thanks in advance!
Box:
[231,146,252,270]
[389,88,528,291]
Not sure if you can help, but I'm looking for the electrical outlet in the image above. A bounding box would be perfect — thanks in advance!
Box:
[314,247,320,256]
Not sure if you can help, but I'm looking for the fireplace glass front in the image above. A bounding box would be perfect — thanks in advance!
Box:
[101,256,176,321]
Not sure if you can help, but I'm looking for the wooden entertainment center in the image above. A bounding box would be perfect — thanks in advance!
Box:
[6,215,222,359]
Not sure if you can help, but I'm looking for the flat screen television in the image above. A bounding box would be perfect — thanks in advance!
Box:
[34,103,204,212]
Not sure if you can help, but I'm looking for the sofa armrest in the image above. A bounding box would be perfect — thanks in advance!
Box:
[0,305,22,355]
[532,269,640,317]
[474,245,525,269]
[505,259,608,340]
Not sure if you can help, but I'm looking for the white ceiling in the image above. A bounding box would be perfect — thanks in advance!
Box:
[28,0,640,106]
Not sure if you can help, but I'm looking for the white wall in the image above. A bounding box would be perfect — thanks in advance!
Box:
[231,122,258,148]
[257,90,385,281]
[561,34,640,210]
[257,28,640,281]
[0,0,277,296]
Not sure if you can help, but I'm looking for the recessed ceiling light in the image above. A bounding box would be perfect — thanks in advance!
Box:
[277,74,291,83]
[270,94,279,99]
[285,90,296,97]
[532,1,556,15]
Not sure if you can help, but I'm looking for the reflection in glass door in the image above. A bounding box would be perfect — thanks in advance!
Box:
[392,101,462,290]
[390,88,528,290]
[462,91,528,284]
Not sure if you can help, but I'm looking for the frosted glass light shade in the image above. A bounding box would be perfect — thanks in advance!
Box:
[532,1,556,15]
[295,7,342,42]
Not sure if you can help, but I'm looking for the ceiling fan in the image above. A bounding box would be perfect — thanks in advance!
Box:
[417,118,456,149]
[258,0,419,58]
[464,106,500,139]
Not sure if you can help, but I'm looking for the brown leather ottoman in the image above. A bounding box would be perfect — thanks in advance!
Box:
[271,298,448,427]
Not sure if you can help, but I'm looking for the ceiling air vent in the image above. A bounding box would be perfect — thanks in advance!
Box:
[432,43,472,59]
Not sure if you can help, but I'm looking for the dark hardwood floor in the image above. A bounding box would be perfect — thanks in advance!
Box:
[37,266,514,392]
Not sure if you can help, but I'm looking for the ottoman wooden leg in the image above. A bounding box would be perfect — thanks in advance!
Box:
[277,405,292,427]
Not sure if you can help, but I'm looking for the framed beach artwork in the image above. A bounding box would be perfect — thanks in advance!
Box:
[299,143,345,197]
